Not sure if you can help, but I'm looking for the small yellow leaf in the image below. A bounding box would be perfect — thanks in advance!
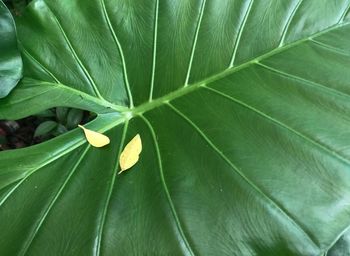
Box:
[78,125,110,147]
[119,134,142,174]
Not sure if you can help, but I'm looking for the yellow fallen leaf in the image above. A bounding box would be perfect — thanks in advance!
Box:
[119,134,142,174]
[78,125,110,147]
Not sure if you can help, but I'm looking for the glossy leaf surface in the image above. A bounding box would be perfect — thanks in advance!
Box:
[1,0,350,255]
[0,0,22,97]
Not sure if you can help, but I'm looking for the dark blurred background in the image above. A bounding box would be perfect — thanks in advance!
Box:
[3,0,31,15]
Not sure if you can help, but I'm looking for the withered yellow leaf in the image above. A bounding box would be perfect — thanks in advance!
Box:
[119,134,142,174]
[78,125,110,147]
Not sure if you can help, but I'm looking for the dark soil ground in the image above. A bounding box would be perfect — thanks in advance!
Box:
[0,117,41,150]
[0,111,91,151]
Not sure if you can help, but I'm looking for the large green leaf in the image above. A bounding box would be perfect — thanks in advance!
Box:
[1,0,350,255]
[0,0,22,97]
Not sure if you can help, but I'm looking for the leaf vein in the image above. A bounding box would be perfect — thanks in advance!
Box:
[184,0,207,87]
[309,38,350,56]
[149,0,159,101]
[45,3,104,100]
[338,1,350,23]
[0,119,125,209]
[229,0,255,67]
[204,84,350,174]
[131,22,350,117]
[19,145,91,256]
[257,62,350,101]
[140,115,196,256]
[20,45,60,83]
[279,0,304,46]
[100,0,134,108]
[167,103,319,249]
[94,122,129,256]
[0,142,87,208]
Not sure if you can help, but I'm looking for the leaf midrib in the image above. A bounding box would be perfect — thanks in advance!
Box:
[22,21,350,125]
[129,21,350,117]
